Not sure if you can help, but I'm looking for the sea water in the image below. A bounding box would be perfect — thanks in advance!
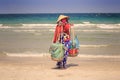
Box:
[0,13,120,57]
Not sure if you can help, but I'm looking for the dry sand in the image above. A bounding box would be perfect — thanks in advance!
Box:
[0,56,120,80]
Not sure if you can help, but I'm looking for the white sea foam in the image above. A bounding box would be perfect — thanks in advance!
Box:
[22,24,56,27]
[49,29,55,32]
[0,26,12,29]
[4,51,50,57]
[80,45,109,48]
[74,23,120,29]
[82,21,91,24]
[117,24,120,26]
[4,52,120,58]
[96,24,120,29]
[6,53,50,57]
[0,24,2,27]
[78,54,120,58]
[0,23,120,30]
[74,24,95,28]
[0,24,56,29]
[75,30,120,32]
[15,29,36,32]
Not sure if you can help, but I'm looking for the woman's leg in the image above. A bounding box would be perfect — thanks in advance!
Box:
[63,54,67,68]
[56,61,62,68]
[62,41,70,68]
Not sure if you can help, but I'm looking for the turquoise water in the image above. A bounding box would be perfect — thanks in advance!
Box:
[0,13,120,56]
[0,13,120,24]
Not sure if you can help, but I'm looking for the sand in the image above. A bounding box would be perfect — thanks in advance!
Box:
[0,56,120,80]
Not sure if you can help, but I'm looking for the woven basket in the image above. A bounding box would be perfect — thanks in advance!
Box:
[68,48,79,57]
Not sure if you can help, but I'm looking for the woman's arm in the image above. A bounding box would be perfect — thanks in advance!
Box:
[53,25,58,43]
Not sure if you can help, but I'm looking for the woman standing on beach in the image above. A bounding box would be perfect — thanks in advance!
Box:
[53,15,72,69]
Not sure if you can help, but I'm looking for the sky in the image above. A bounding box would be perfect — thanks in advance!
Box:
[0,0,120,13]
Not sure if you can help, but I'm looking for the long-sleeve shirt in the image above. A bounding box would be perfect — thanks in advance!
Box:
[53,23,70,43]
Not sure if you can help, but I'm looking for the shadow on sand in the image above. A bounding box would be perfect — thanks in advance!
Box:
[52,63,79,70]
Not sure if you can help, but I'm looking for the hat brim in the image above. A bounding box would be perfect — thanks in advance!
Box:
[57,15,69,22]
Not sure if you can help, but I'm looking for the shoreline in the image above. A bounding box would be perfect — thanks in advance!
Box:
[0,56,120,80]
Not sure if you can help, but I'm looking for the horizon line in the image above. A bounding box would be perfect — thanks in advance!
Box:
[0,12,120,14]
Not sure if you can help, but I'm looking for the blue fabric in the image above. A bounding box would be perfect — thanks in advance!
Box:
[69,35,80,49]
[74,35,80,48]
[57,36,70,67]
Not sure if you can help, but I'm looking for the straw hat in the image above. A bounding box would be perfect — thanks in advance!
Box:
[57,15,69,22]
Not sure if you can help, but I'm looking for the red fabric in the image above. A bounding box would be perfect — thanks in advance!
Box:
[53,24,70,43]
[69,48,78,54]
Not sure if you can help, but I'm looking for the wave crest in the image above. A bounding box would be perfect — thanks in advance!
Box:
[4,52,120,58]
[0,23,120,29]
[78,54,120,58]
[80,45,109,48]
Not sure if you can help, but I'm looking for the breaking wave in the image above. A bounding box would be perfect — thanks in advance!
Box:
[80,45,109,48]
[4,52,120,58]
[0,23,120,29]
[1,23,120,33]
[78,54,120,58]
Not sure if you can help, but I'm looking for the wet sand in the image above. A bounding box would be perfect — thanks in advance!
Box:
[0,56,120,80]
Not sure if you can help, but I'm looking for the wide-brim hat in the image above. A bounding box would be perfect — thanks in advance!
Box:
[57,15,69,22]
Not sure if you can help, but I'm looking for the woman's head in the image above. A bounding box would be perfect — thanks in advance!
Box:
[57,15,69,23]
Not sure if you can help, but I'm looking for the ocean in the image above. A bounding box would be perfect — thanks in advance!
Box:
[0,13,120,57]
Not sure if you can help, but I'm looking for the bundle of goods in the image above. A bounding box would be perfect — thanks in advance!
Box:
[49,43,65,61]
[68,35,80,57]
